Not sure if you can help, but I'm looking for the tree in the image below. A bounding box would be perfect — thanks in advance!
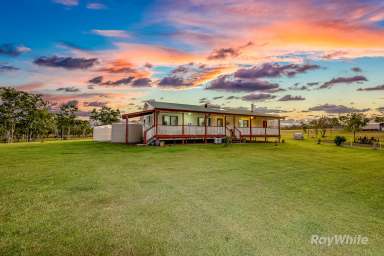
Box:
[56,100,79,139]
[0,87,24,142]
[301,122,310,136]
[309,116,331,138]
[374,116,384,123]
[339,113,369,142]
[328,117,340,137]
[90,106,120,125]
[317,116,330,138]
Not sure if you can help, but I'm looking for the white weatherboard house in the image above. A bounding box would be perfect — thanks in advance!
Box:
[117,101,284,145]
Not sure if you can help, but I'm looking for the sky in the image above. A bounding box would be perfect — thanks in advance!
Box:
[1,0,384,120]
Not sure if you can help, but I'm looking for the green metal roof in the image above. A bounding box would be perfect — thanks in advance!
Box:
[146,101,283,119]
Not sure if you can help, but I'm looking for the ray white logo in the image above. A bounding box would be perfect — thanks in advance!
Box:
[310,235,368,246]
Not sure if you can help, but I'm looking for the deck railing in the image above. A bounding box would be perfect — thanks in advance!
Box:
[144,125,155,144]
[234,127,279,136]
[157,125,225,136]
[156,125,279,137]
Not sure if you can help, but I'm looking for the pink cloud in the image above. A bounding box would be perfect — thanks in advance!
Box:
[52,0,78,6]
[86,3,107,10]
[91,29,130,38]
[17,82,45,92]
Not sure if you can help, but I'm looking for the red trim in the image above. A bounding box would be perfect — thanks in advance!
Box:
[157,134,279,140]
[240,134,280,139]
[157,134,226,139]
[122,109,154,119]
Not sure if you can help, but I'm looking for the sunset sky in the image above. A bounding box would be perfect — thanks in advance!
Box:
[1,0,384,120]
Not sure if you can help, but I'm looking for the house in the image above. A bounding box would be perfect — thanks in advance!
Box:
[121,101,284,144]
[362,121,384,131]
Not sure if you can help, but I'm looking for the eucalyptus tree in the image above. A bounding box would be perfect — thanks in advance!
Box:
[339,113,369,142]
[90,106,120,125]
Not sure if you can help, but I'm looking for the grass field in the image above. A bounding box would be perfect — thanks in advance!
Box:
[1,138,383,255]
[281,129,384,142]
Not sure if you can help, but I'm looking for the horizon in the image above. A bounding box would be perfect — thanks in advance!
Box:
[1,0,384,120]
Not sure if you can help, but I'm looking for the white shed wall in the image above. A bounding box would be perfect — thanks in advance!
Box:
[93,125,112,141]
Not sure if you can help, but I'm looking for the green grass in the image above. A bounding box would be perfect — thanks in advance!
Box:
[1,139,383,256]
[282,129,384,142]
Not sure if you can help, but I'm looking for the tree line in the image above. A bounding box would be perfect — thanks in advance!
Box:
[0,87,120,143]
[302,113,383,142]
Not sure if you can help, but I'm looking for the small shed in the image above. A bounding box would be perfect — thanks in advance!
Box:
[111,123,143,144]
[93,125,112,141]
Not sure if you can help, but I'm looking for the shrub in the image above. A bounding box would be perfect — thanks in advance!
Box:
[223,136,232,146]
[334,136,346,146]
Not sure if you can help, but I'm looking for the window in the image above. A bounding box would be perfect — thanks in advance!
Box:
[170,116,178,126]
[197,117,205,126]
[239,120,249,128]
[162,115,178,126]
[162,115,170,125]
[207,117,211,126]
[217,118,224,127]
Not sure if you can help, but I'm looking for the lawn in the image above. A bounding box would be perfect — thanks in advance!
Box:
[1,139,383,255]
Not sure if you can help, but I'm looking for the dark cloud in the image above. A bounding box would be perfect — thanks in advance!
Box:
[199,97,209,104]
[289,85,309,91]
[307,82,319,86]
[83,101,106,107]
[102,76,135,86]
[357,84,384,91]
[207,42,252,60]
[241,93,276,102]
[158,76,192,88]
[319,75,367,89]
[132,78,152,87]
[208,48,239,60]
[34,56,98,69]
[322,51,347,59]
[226,95,240,100]
[226,106,287,114]
[278,95,306,101]
[252,107,288,114]
[56,86,80,93]
[88,76,103,84]
[144,63,153,69]
[212,96,224,100]
[207,75,280,92]
[377,107,384,112]
[234,63,320,79]
[0,43,30,57]
[351,67,362,73]
[0,64,19,72]
[308,104,369,113]
[59,41,93,51]
[171,65,189,74]
[99,66,136,74]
